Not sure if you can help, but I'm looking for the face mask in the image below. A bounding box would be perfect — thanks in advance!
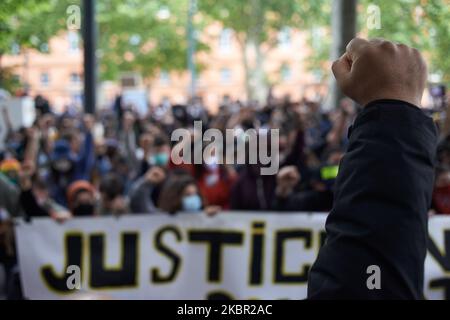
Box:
[182,194,202,212]
[242,120,254,129]
[53,159,73,173]
[72,203,95,216]
[151,153,169,167]
[205,156,219,171]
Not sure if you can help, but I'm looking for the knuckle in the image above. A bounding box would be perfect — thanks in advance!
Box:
[397,43,409,51]
[380,40,396,51]
[331,60,340,74]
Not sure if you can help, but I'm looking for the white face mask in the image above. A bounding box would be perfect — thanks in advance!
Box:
[182,194,202,212]
[205,162,219,171]
[53,159,72,172]
[205,156,219,171]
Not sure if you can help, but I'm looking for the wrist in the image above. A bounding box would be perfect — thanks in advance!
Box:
[361,91,422,109]
[276,186,293,198]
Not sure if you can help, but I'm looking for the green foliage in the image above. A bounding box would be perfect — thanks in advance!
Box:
[360,0,450,84]
[198,0,325,47]
[97,0,194,80]
[0,0,198,81]
[0,0,68,54]
[0,66,22,93]
[1,0,448,86]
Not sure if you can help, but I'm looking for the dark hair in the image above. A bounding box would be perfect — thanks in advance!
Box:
[153,134,169,147]
[158,174,198,214]
[99,173,124,201]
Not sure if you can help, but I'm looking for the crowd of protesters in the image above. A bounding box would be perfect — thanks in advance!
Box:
[0,89,448,298]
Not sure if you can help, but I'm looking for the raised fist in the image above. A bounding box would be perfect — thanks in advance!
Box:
[145,166,166,185]
[332,38,427,107]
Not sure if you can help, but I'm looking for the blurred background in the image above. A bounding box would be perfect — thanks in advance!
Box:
[1,0,448,113]
[1,0,450,300]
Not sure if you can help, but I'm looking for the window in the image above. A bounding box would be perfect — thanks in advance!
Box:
[71,93,83,107]
[68,31,80,53]
[159,71,170,85]
[11,43,20,55]
[219,29,233,53]
[70,73,81,84]
[281,65,292,82]
[278,27,291,49]
[40,43,49,53]
[220,68,232,84]
[40,73,50,86]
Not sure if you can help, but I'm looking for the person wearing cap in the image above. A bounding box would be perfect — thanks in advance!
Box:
[48,115,95,206]
[66,180,97,217]
[0,158,21,186]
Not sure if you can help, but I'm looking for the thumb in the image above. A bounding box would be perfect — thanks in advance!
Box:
[332,53,352,92]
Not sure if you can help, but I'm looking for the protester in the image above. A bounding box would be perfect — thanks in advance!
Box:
[0,60,447,300]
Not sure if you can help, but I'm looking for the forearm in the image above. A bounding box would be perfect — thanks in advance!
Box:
[129,177,156,213]
[309,100,437,299]
[121,130,138,169]
[19,189,49,217]
[24,135,40,164]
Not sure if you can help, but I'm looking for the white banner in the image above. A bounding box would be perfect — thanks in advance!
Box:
[14,213,450,300]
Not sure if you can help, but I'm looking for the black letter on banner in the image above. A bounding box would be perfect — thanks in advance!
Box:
[151,226,182,283]
[428,230,450,299]
[249,222,265,285]
[274,230,312,283]
[206,290,234,300]
[89,233,138,288]
[41,233,83,293]
[188,231,243,282]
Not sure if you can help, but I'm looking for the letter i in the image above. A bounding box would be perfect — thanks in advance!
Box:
[249,222,265,285]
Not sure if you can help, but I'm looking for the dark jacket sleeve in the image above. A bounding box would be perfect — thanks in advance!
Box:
[128,177,158,214]
[19,189,49,218]
[307,100,437,300]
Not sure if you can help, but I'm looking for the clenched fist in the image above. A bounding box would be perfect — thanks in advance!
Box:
[332,38,427,107]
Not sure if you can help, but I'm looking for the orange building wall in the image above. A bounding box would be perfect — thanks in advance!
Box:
[3,26,325,113]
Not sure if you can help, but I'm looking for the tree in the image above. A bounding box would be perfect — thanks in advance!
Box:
[96,0,197,81]
[0,0,68,90]
[0,0,199,87]
[307,0,450,87]
[0,0,66,54]
[361,0,450,86]
[198,0,324,102]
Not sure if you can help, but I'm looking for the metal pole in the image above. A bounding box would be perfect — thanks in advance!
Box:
[83,0,97,114]
[326,0,357,110]
[187,0,197,98]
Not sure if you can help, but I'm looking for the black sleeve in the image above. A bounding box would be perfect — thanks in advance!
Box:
[19,189,49,218]
[307,100,438,300]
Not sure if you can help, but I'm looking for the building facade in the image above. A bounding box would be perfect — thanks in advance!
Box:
[2,26,326,112]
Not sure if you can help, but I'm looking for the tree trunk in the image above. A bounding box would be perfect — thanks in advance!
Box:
[238,36,252,102]
[244,0,267,104]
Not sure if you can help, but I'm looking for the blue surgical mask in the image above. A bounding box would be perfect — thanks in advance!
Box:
[182,194,202,212]
[151,153,169,167]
